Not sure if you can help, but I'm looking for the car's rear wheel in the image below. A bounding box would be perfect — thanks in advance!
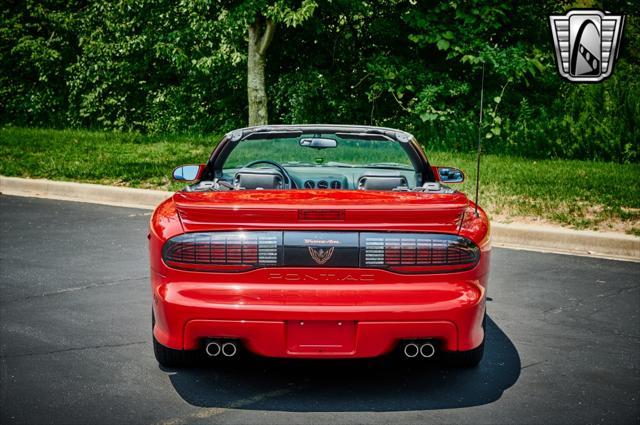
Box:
[445,312,486,368]
[152,310,196,368]
[446,339,484,368]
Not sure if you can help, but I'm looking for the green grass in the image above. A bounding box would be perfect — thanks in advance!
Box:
[426,151,640,234]
[2,126,639,234]
[0,126,215,191]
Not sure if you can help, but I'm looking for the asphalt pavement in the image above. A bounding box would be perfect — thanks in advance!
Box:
[0,195,638,424]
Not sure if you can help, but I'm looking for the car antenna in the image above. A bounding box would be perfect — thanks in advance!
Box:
[474,62,485,217]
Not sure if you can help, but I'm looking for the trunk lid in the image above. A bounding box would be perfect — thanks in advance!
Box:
[173,190,469,234]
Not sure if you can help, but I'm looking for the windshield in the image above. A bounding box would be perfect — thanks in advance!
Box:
[223,135,415,171]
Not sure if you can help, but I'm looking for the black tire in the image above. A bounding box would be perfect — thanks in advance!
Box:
[152,310,195,368]
[446,339,484,368]
[445,312,486,368]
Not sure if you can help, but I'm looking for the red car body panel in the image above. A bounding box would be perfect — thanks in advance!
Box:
[149,188,490,359]
[173,190,470,233]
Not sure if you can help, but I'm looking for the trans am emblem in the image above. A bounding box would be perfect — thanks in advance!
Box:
[549,10,625,82]
[308,246,335,265]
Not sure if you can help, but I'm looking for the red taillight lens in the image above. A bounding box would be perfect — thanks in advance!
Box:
[162,231,479,274]
[361,233,479,273]
[162,231,282,271]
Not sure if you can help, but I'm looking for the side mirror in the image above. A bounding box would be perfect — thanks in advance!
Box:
[172,164,204,182]
[436,166,464,183]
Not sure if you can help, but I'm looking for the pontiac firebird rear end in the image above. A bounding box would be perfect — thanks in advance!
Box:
[149,125,490,367]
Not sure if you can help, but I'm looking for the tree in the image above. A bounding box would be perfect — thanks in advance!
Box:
[247,14,275,126]
[1,0,637,162]
[0,0,84,126]
[242,0,317,125]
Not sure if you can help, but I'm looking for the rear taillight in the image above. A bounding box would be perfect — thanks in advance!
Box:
[162,231,479,273]
[361,233,479,273]
[162,231,282,271]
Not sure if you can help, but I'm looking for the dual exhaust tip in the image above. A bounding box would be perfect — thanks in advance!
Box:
[206,339,435,359]
[205,341,238,358]
[403,342,436,359]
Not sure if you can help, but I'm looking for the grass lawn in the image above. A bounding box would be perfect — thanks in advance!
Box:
[1,126,639,235]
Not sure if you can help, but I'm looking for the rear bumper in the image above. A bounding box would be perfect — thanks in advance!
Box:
[151,268,487,358]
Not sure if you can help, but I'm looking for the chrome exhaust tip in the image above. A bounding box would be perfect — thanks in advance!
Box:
[403,343,419,358]
[205,341,221,357]
[221,342,237,357]
[419,343,436,358]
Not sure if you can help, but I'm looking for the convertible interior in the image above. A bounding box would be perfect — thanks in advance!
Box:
[186,132,447,192]
[228,164,414,190]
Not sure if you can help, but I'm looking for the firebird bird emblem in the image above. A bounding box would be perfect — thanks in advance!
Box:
[308,246,335,265]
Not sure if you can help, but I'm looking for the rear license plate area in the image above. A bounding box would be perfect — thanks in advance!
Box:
[286,320,356,354]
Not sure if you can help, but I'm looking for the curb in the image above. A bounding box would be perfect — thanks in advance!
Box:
[2,176,638,261]
[0,176,170,210]
[491,223,639,261]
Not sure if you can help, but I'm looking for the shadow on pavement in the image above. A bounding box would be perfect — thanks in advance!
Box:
[165,317,520,412]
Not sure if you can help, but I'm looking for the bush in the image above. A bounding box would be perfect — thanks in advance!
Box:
[0,0,638,162]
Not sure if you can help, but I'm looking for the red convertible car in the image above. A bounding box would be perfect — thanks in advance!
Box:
[149,125,490,367]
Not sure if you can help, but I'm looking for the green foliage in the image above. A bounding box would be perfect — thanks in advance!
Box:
[266,0,317,27]
[64,0,245,132]
[0,0,638,162]
[0,0,82,126]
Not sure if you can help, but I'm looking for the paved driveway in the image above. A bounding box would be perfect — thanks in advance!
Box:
[1,195,638,424]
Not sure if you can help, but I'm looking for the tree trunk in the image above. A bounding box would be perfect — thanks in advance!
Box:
[247,16,275,126]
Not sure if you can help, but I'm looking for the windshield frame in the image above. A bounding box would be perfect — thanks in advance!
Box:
[202,125,435,183]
